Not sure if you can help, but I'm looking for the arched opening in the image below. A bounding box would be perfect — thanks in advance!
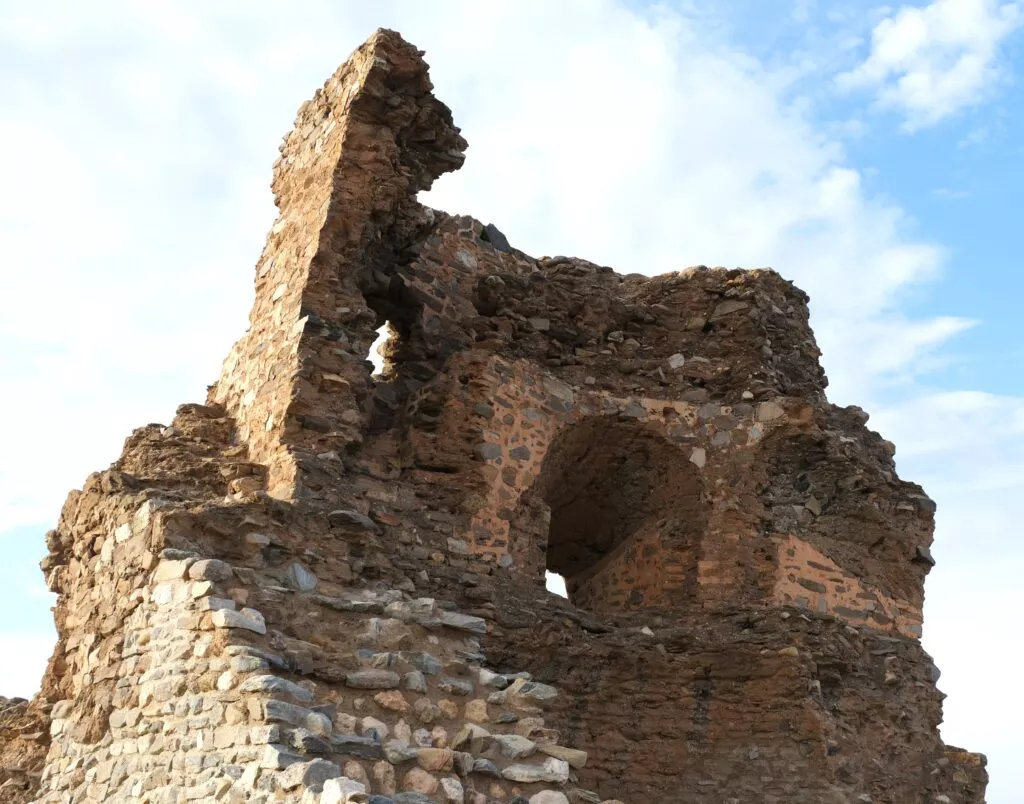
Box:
[512,418,707,614]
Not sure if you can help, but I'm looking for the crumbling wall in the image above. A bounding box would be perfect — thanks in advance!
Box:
[212,31,467,500]
[29,401,597,803]
[2,27,987,804]
[0,697,47,804]
[484,594,956,803]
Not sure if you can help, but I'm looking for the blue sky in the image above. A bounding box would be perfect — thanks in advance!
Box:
[1,0,1022,800]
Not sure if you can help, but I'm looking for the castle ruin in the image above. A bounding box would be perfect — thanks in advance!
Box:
[0,29,988,804]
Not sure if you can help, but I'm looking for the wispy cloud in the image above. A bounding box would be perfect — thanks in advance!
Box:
[871,387,1024,781]
[959,124,994,145]
[837,0,1023,131]
[933,186,973,198]
[0,636,54,697]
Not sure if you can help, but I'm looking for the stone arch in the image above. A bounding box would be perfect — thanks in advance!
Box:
[510,417,708,614]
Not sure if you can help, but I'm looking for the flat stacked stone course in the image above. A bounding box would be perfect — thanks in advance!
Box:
[0,28,987,804]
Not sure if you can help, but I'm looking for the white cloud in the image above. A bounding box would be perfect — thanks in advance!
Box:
[793,0,816,24]
[959,123,994,144]
[870,390,1024,798]
[837,0,1023,130]
[933,186,973,197]
[873,390,1024,478]
[0,1,1018,799]
[0,636,53,698]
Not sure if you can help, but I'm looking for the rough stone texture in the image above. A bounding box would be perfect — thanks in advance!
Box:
[0,28,987,804]
[0,697,47,804]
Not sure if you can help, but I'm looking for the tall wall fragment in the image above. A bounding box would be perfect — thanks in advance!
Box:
[212,31,467,500]
[2,28,987,804]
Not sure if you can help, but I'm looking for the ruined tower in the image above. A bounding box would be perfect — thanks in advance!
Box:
[0,29,987,804]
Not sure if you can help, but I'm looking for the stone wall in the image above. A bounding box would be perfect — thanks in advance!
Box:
[29,402,597,804]
[212,31,467,500]
[1,27,987,804]
[0,696,47,803]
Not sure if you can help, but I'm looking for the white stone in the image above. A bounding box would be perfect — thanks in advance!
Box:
[308,711,334,737]
[756,401,786,422]
[189,558,233,582]
[537,743,589,769]
[151,583,176,606]
[667,353,685,369]
[279,758,341,792]
[361,716,389,739]
[540,756,571,783]
[249,725,280,745]
[455,250,477,269]
[193,635,214,657]
[689,447,706,468]
[542,376,574,405]
[493,733,536,759]
[240,674,314,703]
[530,793,570,804]
[286,561,318,592]
[501,757,570,784]
[507,677,558,704]
[211,607,266,634]
[197,595,237,612]
[440,776,465,803]
[478,668,506,689]
[153,558,193,582]
[134,500,157,532]
[261,743,303,770]
[439,611,487,635]
[320,776,368,804]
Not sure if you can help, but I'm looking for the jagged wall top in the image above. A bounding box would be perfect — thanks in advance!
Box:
[212,29,467,498]
[204,28,935,626]
[210,29,832,504]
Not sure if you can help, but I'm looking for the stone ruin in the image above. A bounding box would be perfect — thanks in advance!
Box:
[0,28,989,804]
